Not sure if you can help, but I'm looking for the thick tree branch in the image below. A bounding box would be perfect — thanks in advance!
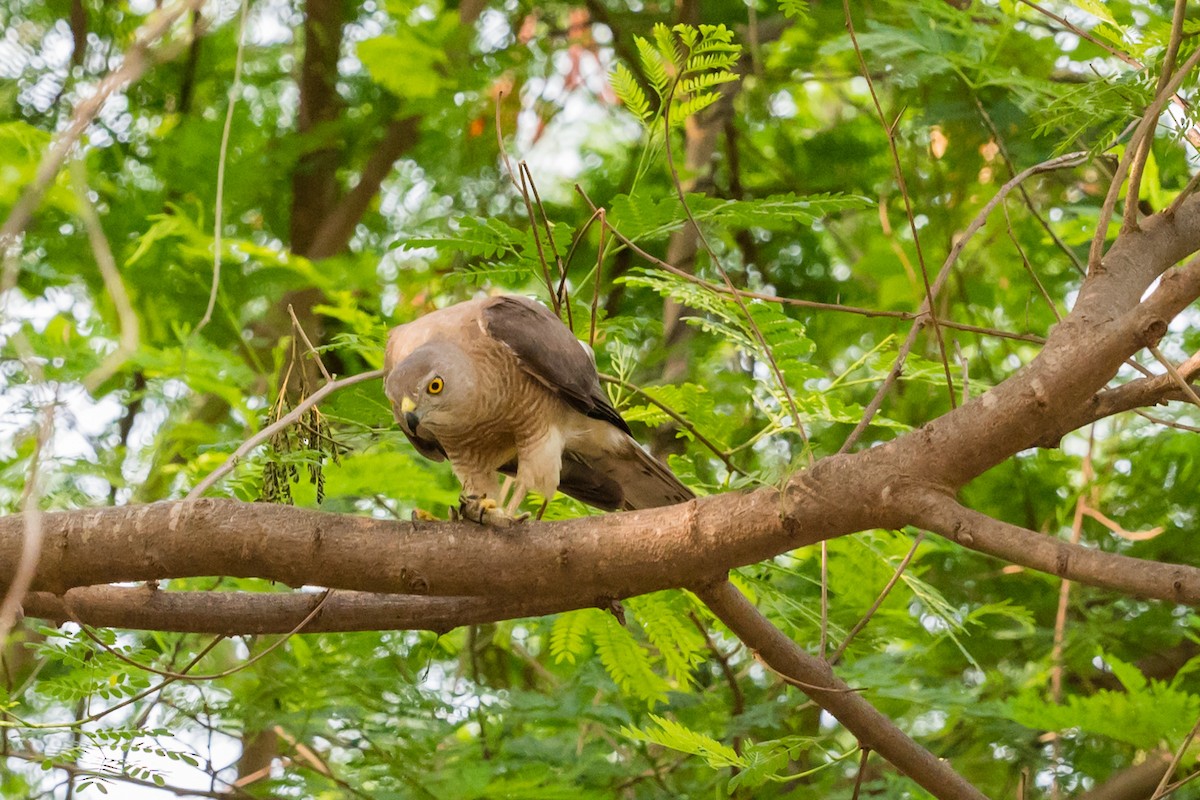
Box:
[697,580,988,800]
[1,492,798,600]
[911,490,1200,606]
[8,474,1200,634]
[23,586,600,635]
[1037,366,1200,446]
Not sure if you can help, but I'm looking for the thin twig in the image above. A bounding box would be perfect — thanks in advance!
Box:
[659,59,811,454]
[1148,345,1200,408]
[520,161,570,322]
[1123,0,1189,232]
[68,592,330,682]
[492,94,557,312]
[598,373,749,479]
[1,632,224,731]
[819,542,829,659]
[843,0,955,408]
[576,185,1048,342]
[0,402,55,645]
[287,303,333,382]
[1050,432,1093,799]
[1167,169,1200,217]
[829,532,926,665]
[1018,0,1200,150]
[66,160,140,392]
[186,369,384,498]
[193,0,249,339]
[1149,713,1200,800]
[838,151,1088,453]
[1003,202,1061,322]
[1088,46,1200,271]
[591,208,606,348]
[851,747,871,800]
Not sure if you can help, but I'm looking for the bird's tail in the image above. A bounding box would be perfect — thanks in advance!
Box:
[617,437,695,511]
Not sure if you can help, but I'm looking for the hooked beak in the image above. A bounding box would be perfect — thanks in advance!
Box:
[399,396,420,433]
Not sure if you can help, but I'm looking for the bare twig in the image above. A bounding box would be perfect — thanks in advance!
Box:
[576,184,1047,343]
[193,0,249,339]
[186,369,384,498]
[1123,0,1189,232]
[838,150,1088,453]
[287,304,333,382]
[599,372,749,479]
[0,402,54,644]
[1089,46,1200,271]
[829,532,926,665]
[1149,713,1200,800]
[660,70,810,450]
[68,159,140,392]
[843,0,955,408]
[520,160,570,322]
[1167,170,1200,217]
[493,93,558,312]
[1148,345,1200,408]
[67,591,330,682]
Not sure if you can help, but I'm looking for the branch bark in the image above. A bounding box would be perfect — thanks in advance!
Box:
[23,585,609,635]
[697,580,989,800]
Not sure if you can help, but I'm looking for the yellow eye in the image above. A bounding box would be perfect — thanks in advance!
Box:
[427,377,444,395]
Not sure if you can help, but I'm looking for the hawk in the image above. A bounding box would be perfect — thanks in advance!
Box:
[384,294,693,523]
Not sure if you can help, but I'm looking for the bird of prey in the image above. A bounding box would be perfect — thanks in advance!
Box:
[384,294,693,524]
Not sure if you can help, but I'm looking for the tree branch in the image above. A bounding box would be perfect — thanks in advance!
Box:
[1,491,799,601]
[911,490,1200,606]
[696,580,989,800]
[22,586,608,635]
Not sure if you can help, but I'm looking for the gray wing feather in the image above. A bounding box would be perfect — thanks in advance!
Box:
[482,296,632,435]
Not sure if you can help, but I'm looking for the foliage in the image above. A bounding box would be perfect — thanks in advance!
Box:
[2,0,1200,798]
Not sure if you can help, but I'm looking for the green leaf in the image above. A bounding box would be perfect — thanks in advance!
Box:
[549,610,593,665]
[591,611,670,705]
[357,31,447,100]
[622,714,743,769]
[610,63,653,123]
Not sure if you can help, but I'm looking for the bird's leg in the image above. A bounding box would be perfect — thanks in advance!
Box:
[498,475,516,508]
[457,473,527,529]
[503,483,530,517]
[510,431,563,518]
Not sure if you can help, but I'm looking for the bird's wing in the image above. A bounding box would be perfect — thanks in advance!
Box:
[480,295,631,435]
[564,436,695,511]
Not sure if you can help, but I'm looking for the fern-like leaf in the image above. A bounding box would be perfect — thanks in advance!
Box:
[592,612,670,705]
[669,93,720,125]
[778,0,809,19]
[634,36,670,96]
[622,714,744,769]
[627,592,707,688]
[406,216,525,260]
[549,609,594,665]
[611,63,653,123]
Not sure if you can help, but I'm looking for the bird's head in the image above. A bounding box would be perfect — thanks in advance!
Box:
[385,341,478,434]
